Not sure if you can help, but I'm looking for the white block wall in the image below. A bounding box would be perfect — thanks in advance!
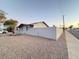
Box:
[16,27,63,40]
[56,28,63,39]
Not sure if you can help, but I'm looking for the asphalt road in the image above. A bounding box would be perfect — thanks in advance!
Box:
[68,29,79,39]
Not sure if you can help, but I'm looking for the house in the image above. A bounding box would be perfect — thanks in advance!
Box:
[32,21,49,28]
[16,21,49,34]
[17,24,34,31]
[0,23,6,33]
[0,10,7,33]
[0,23,4,33]
[15,21,49,34]
[16,21,63,40]
[17,21,49,30]
[16,21,56,39]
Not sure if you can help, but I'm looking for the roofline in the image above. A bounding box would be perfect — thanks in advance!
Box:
[31,21,49,27]
[42,21,49,27]
[17,21,49,28]
[17,23,33,28]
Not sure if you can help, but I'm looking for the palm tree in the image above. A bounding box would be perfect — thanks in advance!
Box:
[0,10,7,23]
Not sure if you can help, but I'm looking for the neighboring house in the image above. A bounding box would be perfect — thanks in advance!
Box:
[0,23,4,33]
[0,23,6,33]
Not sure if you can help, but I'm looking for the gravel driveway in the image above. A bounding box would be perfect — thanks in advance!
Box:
[0,33,68,59]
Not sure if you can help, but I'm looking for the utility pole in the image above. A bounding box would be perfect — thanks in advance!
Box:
[63,15,65,32]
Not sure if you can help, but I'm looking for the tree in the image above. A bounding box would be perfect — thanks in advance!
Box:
[69,25,73,29]
[78,24,79,28]
[4,19,18,33]
[0,10,7,23]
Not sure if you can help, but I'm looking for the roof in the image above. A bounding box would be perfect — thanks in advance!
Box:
[18,21,49,28]
[18,24,33,28]
[31,21,49,27]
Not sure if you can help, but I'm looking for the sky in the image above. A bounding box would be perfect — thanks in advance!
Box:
[0,0,79,27]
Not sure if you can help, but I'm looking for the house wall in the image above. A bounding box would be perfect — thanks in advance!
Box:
[0,23,4,29]
[16,27,56,39]
[16,27,63,40]
[33,23,47,28]
[0,23,6,30]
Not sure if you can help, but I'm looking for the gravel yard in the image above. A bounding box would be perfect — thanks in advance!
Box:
[0,33,68,59]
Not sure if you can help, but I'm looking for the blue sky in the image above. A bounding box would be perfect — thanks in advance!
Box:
[0,0,79,27]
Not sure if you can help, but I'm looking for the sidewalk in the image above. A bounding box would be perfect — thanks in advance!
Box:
[66,31,79,59]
